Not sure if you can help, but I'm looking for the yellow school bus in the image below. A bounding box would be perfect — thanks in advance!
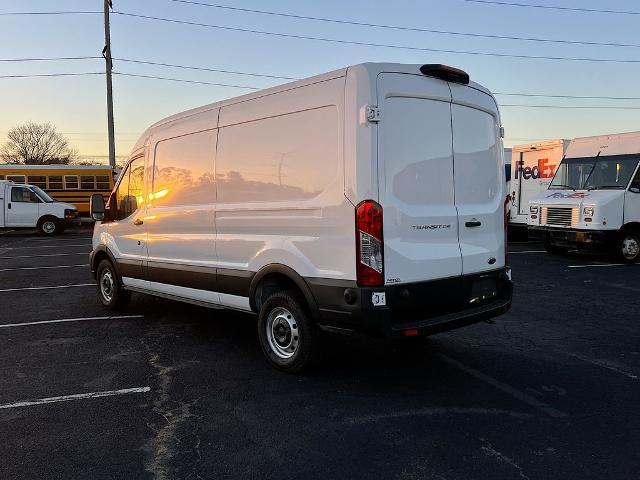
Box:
[0,165,115,217]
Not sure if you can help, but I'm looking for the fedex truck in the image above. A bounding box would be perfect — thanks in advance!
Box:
[508,140,569,234]
[528,131,640,262]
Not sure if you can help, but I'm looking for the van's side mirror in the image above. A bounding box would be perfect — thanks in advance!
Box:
[90,193,106,221]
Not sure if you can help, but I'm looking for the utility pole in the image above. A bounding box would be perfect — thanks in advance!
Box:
[103,0,116,169]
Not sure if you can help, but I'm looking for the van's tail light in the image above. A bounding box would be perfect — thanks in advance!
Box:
[356,200,384,286]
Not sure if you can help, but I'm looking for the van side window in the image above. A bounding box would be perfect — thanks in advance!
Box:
[630,167,640,193]
[113,157,145,220]
[11,187,39,203]
[152,130,215,206]
[216,107,339,203]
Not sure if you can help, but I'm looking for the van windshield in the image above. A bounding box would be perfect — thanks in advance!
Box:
[31,186,55,203]
[549,154,640,191]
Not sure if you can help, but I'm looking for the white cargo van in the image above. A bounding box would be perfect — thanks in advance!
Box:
[508,140,569,234]
[0,180,78,235]
[89,63,513,371]
[528,131,640,262]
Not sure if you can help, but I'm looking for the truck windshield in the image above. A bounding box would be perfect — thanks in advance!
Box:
[549,154,640,191]
[31,186,55,203]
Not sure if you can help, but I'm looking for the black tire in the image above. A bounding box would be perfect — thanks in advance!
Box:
[615,230,640,264]
[257,290,320,373]
[543,236,568,255]
[96,259,131,310]
[37,217,61,236]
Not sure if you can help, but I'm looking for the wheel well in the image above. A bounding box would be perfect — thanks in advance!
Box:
[253,273,301,312]
[92,250,110,274]
[37,215,58,227]
[622,222,640,235]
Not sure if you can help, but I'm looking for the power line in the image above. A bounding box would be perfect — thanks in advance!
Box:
[0,56,101,62]
[0,72,103,79]
[461,0,640,15]
[113,11,640,64]
[115,58,298,80]
[495,92,640,101]
[166,0,640,49]
[500,104,640,110]
[0,11,100,16]
[113,72,260,89]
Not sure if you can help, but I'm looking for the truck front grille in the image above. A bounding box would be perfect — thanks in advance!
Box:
[541,207,578,227]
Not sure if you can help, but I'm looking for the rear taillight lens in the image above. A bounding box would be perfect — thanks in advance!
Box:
[356,200,384,286]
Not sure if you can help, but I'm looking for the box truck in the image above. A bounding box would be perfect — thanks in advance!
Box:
[508,140,569,235]
[528,131,640,262]
[0,180,78,235]
[88,63,513,372]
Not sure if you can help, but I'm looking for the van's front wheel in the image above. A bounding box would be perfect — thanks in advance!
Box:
[617,231,640,263]
[258,291,319,373]
[38,217,61,236]
[96,259,131,310]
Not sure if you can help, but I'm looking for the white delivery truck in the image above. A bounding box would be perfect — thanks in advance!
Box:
[88,63,513,372]
[0,180,78,235]
[528,131,640,262]
[508,140,569,235]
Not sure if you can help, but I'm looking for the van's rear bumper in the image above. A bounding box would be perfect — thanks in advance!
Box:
[308,268,513,337]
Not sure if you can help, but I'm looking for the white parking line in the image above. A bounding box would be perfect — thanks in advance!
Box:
[436,353,568,418]
[1,244,90,250]
[508,250,547,254]
[0,283,95,293]
[0,252,89,260]
[0,387,151,410]
[0,314,143,329]
[566,352,639,381]
[0,264,89,272]
[568,263,626,268]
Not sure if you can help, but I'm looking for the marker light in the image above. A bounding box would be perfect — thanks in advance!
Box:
[420,64,470,85]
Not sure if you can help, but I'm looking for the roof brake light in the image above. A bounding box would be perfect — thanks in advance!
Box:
[419,64,470,85]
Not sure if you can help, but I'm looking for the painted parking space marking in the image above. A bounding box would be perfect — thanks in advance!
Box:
[0,264,89,272]
[0,244,90,250]
[0,283,95,293]
[568,263,627,268]
[436,353,568,418]
[566,352,639,381]
[0,387,151,410]
[0,315,143,329]
[0,252,90,260]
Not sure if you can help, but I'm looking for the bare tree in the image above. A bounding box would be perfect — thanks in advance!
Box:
[0,122,78,164]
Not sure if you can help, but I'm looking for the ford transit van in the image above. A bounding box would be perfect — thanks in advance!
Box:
[89,63,513,372]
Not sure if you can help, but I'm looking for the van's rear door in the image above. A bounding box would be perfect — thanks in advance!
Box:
[377,73,462,284]
[450,84,505,274]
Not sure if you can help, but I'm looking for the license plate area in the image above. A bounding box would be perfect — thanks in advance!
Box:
[469,278,497,305]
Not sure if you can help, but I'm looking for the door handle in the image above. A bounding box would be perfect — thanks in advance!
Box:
[133,218,144,226]
[465,220,482,228]
[7,203,10,209]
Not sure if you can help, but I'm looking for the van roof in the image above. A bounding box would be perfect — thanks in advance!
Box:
[132,62,492,153]
[566,130,640,158]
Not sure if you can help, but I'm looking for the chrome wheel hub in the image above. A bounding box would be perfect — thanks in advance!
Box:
[622,236,639,260]
[100,270,115,302]
[266,307,299,359]
[42,221,55,234]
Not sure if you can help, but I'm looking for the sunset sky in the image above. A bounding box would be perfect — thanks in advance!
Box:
[1,0,639,163]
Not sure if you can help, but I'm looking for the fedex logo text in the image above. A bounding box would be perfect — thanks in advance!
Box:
[514,158,556,180]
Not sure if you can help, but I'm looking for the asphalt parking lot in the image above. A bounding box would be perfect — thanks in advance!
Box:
[0,227,638,480]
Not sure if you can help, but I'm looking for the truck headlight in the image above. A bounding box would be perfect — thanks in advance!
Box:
[583,206,594,217]
[529,206,539,214]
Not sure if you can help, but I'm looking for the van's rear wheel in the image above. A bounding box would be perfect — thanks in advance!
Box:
[258,291,319,373]
[617,231,640,263]
[96,259,131,310]
[38,217,60,236]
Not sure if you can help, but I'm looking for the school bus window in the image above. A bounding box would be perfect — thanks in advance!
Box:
[7,175,26,183]
[48,176,63,189]
[96,175,110,190]
[28,176,47,188]
[65,175,79,189]
[81,175,95,190]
